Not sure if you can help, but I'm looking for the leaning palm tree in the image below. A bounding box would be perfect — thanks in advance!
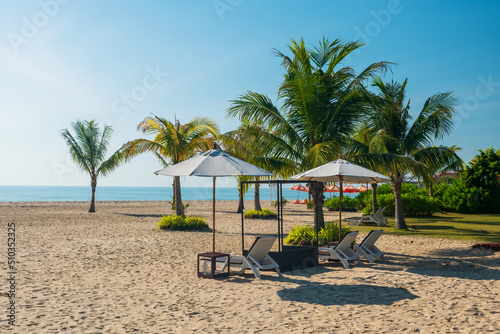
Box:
[350,77,464,229]
[124,116,219,216]
[61,120,126,212]
[221,121,297,213]
[227,37,390,228]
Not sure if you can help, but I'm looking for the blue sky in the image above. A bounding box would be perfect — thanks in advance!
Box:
[1,0,499,188]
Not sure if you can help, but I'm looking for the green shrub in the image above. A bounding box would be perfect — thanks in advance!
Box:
[324,196,360,211]
[433,149,500,214]
[168,198,190,212]
[438,178,485,213]
[243,208,277,218]
[157,215,208,230]
[376,190,440,217]
[272,197,288,209]
[285,222,352,246]
[375,183,394,195]
[317,222,352,246]
[285,224,315,245]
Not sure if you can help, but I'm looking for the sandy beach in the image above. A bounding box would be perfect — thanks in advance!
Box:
[1,200,499,333]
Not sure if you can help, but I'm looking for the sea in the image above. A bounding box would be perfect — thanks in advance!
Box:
[0,185,328,202]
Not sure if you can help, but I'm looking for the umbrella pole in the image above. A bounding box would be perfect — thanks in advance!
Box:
[339,176,343,242]
[213,177,216,254]
[366,182,369,215]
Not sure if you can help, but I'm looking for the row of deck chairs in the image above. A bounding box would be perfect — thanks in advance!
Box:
[346,207,388,226]
[318,230,385,269]
[209,230,384,279]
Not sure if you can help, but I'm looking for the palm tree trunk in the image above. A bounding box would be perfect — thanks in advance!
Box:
[89,179,97,213]
[254,183,262,211]
[173,176,184,216]
[428,183,434,197]
[371,183,378,214]
[237,179,244,213]
[310,182,325,230]
[392,176,407,229]
[237,193,244,213]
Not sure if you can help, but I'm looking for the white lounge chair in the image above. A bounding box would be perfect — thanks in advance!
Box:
[217,236,283,279]
[354,230,385,263]
[346,207,387,226]
[373,207,388,226]
[318,231,361,269]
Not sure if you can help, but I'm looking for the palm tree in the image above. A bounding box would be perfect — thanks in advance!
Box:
[61,120,126,213]
[227,37,390,228]
[124,116,219,216]
[221,121,297,213]
[351,77,464,229]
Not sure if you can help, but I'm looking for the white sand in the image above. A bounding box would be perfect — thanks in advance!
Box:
[0,201,499,333]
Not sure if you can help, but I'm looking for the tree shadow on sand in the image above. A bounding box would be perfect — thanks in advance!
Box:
[366,247,500,280]
[277,279,418,306]
[119,213,164,218]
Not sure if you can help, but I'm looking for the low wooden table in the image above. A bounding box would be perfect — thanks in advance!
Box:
[197,252,230,279]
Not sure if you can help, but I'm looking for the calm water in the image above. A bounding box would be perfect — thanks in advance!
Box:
[0,186,320,202]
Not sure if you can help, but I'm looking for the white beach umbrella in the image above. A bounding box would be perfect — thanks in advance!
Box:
[155,146,273,254]
[292,158,391,241]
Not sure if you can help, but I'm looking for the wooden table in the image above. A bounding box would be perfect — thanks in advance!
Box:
[197,252,230,279]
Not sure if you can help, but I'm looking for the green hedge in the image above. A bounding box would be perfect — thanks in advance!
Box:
[285,222,351,246]
[324,197,360,211]
[243,208,277,218]
[376,184,440,217]
[157,215,208,230]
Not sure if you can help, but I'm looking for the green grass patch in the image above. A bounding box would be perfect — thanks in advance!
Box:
[347,212,500,242]
[157,215,208,230]
[243,208,277,219]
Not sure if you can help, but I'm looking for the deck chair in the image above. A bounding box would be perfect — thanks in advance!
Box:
[354,230,385,263]
[318,231,361,269]
[346,207,387,226]
[373,207,388,226]
[218,236,282,279]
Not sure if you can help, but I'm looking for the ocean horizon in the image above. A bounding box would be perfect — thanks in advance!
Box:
[0,185,348,202]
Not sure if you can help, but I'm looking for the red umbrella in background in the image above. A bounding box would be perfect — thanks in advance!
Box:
[357,185,369,192]
[290,184,308,204]
[343,184,361,193]
[324,184,340,199]
[325,184,340,192]
[290,184,308,192]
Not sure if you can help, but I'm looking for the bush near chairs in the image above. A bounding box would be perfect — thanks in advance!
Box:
[285,222,352,246]
[157,215,208,230]
[324,197,361,212]
[370,183,440,216]
[243,208,277,219]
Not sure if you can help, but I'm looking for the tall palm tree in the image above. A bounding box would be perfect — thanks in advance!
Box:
[124,115,219,216]
[227,37,390,228]
[61,120,126,212]
[351,77,464,229]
